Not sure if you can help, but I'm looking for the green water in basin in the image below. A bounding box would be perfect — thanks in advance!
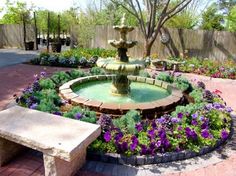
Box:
[73,81,170,104]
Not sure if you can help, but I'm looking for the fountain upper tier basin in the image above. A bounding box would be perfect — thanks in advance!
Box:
[59,75,184,117]
[108,40,137,49]
[97,58,145,74]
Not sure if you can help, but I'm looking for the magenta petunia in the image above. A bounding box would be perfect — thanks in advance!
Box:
[104,131,112,142]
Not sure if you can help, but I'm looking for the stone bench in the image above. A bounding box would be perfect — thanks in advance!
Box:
[0,106,101,176]
[152,59,185,71]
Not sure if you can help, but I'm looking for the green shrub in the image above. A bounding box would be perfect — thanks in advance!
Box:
[39,79,56,90]
[156,72,174,83]
[174,76,192,91]
[51,71,72,86]
[113,110,141,134]
[69,69,88,79]
[90,67,106,75]
[139,70,151,78]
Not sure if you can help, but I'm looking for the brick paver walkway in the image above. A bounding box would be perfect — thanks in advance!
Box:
[0,64,236,176]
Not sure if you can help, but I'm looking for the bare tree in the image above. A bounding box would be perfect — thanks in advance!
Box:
[111,0,192,57]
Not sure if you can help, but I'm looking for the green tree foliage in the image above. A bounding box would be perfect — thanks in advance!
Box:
[201,4,224,31]
[0,0,33,24]
[218,0,236,13]
[165,11,198,29]
[227,5,236,31]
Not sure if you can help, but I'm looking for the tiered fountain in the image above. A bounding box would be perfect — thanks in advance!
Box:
[59,14,183,117]
[97,14,144,95]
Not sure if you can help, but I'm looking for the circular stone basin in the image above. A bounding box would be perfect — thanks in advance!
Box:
[73,81,170,104]
[59,75,184,117]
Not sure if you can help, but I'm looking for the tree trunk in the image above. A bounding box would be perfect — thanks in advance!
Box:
[33,12,38,50]
[47,12,50,52]
[144,41,153,57]
[22,14,26,50]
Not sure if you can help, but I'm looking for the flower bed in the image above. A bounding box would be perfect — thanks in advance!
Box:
[153,57,236,79]
[30,48,116,68]
[15,68,233,165]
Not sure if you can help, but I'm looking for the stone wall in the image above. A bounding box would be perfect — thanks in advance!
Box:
[90,25,236,61]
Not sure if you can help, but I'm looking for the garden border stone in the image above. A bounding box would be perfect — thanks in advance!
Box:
[87,113,234,166]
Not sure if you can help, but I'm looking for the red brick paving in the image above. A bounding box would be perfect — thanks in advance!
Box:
[0,64,236,176]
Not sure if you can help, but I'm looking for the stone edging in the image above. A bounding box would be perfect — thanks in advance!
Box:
[87,138,228,166]
[59,75,184,116]
[87,113,234,166]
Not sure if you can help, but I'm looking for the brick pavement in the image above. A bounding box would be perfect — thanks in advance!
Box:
[0,64,236,176]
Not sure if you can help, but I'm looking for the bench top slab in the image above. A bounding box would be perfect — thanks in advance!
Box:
[0,106,101,161]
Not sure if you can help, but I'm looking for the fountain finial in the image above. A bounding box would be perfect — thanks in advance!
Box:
[121,13,126,26]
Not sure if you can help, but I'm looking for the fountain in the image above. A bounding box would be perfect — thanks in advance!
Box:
[59,14,184,117]
[97,13,144,95]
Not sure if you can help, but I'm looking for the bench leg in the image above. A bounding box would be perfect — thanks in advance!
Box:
[43,148,86,176]
[0,138,26,166]
[173,64,179,72]
[162,61,167,71]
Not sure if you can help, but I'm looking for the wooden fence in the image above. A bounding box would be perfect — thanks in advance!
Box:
[0,24,35,49]
[1,24,236,61]
[90,25,236,61]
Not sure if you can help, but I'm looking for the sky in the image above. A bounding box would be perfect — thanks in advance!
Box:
[0,0,215,18]
[0,0,89,17]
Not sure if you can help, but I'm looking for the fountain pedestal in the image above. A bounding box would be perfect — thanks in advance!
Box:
[111,74,130,95]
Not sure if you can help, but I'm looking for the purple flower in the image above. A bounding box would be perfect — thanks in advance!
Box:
[114,132,123,141]
[171,117,179,124]
[148,129,155,139]
[121,142,128,151]
[177,126,183,131]
[163,139,171,149]
[135,123,143,132]
[191,120,198,126]
[40,71,47,77]
[130,142,137,152]
[140,145,148,155]
[158,129,166,139]
[151,121,157,129]
[226,107,233,113]
[201,122,208,129]
[199,116,205,121]
[157,117,165,124]
[201,129,210,138]
[191,113,198,119]
[74,113,83,120]
[104,131,112,142]
[177,113,183,119]
[221,129,229,140]
[156,140,162,148]
[53,111,62,116]
[30,103,38,109]
[205,104,213,111]
[185,127,197,140]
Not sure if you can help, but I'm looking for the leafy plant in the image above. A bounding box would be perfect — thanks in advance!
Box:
[174,76,192,91]
[39,79,56,90]
[139,70,151,78]
[51,71,72,86]
[90,67,106,75]
[156,72,174,83]
[113,110,141,134]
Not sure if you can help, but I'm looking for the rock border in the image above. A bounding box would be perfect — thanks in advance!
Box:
[87,115,234,166]
[86,139,226,166]
[59,75,184,117]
